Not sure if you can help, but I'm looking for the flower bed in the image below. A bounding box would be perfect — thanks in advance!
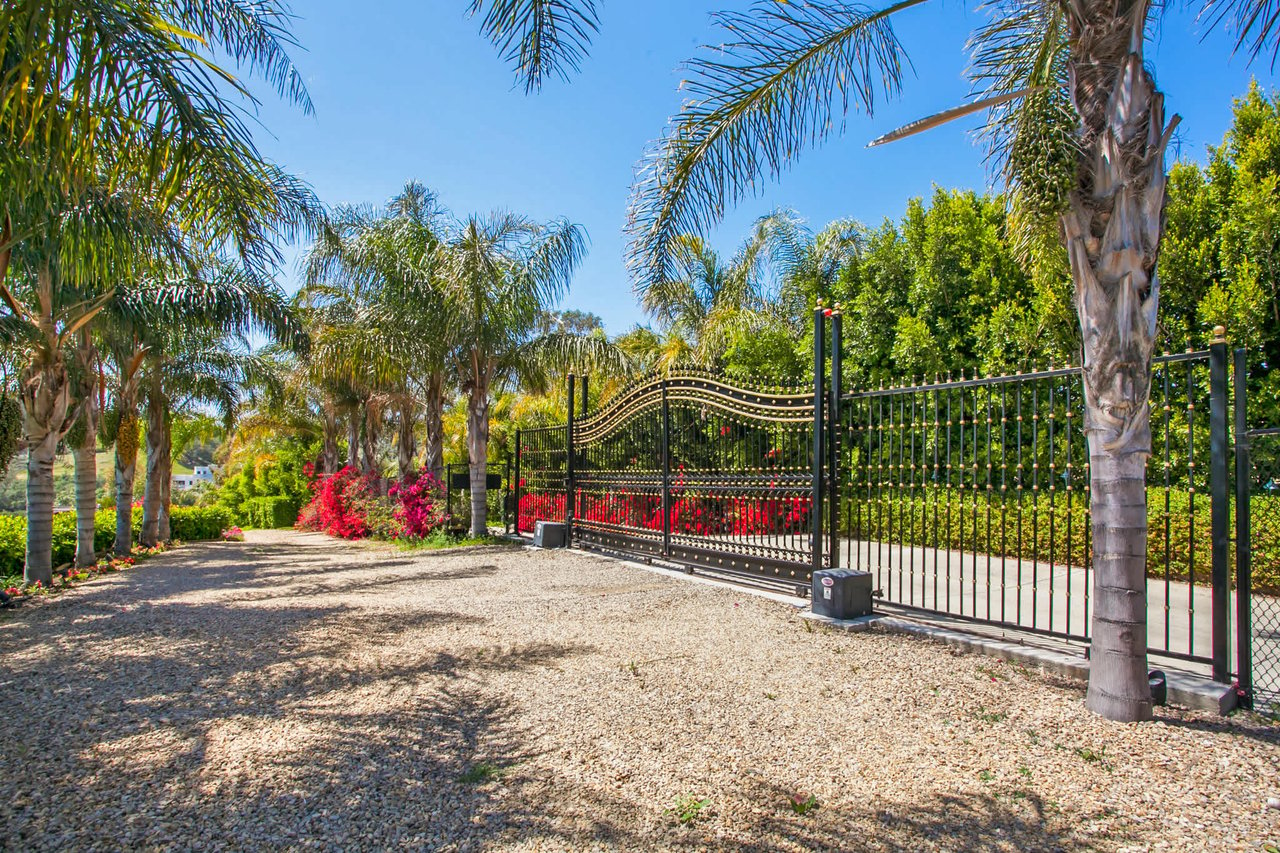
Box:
[2,540,176,603]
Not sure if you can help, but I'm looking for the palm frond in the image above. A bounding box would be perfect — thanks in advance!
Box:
[625,0,922,292]
[468,0,600,92]
[1201,0,1280,68]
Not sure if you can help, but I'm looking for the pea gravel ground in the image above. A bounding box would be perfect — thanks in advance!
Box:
[1,530,1277,852]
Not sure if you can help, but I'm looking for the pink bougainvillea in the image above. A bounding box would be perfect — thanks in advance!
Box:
[296,466,374,539]
[298,465,450,541]
[388,469,448,539]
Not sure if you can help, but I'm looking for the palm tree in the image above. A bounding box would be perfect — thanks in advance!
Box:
[141,337,285,545]
[1,1,316,583]
[128,270,302,547]
[469,0,1279,721]
[301,183,456,483]
[438,213,592,536]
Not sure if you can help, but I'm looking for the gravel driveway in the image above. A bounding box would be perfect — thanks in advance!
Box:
[1,530,1277,851]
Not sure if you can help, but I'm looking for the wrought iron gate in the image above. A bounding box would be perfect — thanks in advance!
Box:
[570,369,823,586]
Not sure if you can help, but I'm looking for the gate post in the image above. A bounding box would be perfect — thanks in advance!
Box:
[661,378,671,558]
[566,373,576,543]
[1209,327,1230,683]
[828,306,842,567]
[513,430,522,535]
[581,373,589,417]
[1233,346,1253,707]
[812,303,826,575]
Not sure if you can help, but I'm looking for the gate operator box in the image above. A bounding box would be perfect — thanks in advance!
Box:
[810,569,873,619]
[533,521,567,548]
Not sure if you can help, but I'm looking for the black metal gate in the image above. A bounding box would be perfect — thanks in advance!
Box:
[515,312,1261,697]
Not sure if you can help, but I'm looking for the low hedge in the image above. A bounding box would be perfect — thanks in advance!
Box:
[240,496,299,529]
[844,487,1280,594]
[0,505,233,575]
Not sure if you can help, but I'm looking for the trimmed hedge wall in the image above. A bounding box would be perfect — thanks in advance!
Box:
[845,487,1280,594]
[0,506,233,576]
[240,496,299,529]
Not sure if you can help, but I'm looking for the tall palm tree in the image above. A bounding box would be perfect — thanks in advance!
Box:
[470,0,1277,721]
[0,1,316,583]
[141,337,284,545]
[302,183,456,482]
[439,213,593,536]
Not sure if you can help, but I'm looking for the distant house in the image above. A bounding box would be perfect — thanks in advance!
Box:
[173,465,218,492]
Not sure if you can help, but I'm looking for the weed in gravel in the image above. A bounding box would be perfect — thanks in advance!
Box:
[1025,728,1040,744]
[802,619,814,633]
[458,761,505,784]
[1018,765,1032,779]
[764,691,777,700]
[974,707,1008,724]
[1075,746,1114,771]
[977,770,994,782]
[788,793,819,815]
[668,794,710,825]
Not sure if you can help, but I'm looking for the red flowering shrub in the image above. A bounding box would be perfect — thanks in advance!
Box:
[298,466,450,541]
[296,466,375,539]
[388,469,448,538]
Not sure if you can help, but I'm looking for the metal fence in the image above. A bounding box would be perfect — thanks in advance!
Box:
[513,424,567,534]
[840,349,1223,668]
[515,311,1268,699]
[571,370,821,587]
[1236,421,1280,715]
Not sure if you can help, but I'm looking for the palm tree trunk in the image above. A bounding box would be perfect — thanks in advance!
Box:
[361,405,380,477]
[114,411,139,557]
[322,404,340,475]
[1064,6,1176,722]
[159,422,172,543]
[72,333,100,568]
[72,442,98,567]
[25,435,60,585]
[20,265,72,585]
[396,402,417,482]
[141,373,166,547]
[466,384,490,537]
[345,412,359,470]
[423,372,445,483]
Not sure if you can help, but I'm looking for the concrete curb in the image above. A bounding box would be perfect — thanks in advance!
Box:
[802,610,1240,715]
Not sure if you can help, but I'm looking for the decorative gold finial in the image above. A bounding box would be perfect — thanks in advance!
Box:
[1212,325,1227,343]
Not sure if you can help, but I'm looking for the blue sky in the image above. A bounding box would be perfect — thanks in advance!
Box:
[251,1,1277,334]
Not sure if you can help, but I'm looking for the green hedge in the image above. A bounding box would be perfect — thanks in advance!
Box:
[0,506,233,576]
[845,487,1280,594]
[239,496,299,529]
[168,506,234,541]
